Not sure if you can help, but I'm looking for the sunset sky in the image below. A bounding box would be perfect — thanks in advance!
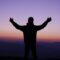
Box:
[0,0,60,42]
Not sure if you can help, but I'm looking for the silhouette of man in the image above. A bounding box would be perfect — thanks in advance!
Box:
[10,17,51,60]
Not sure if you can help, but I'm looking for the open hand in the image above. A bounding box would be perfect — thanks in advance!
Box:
[10,18,14,22]
[47,17,52,22]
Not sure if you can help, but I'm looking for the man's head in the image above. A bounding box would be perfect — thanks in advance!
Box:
[28,17,34,24]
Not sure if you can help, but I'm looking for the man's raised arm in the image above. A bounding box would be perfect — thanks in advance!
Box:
[35,17,52,31]
[9,18,25,31]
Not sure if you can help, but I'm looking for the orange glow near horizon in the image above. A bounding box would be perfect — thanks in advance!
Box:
[0,30,60,42]
[0,30,23,40]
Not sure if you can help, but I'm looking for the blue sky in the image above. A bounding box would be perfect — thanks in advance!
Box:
[0,0,60,42]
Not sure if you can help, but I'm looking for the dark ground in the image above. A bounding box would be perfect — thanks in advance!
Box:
[0,39,60,60]
[0,56,59,60]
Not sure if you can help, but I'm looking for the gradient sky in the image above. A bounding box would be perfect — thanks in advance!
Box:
[0,0,60,42]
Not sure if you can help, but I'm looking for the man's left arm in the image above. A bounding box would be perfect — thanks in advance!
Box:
[35,17,52,31]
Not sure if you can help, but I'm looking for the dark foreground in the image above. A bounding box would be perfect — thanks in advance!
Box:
[0,39,60,60]
[0,56,60,60]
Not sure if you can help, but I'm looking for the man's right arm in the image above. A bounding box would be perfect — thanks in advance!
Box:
[10,18,25,31]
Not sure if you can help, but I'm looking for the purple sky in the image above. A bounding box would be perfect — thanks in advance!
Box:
[0,0,60,42]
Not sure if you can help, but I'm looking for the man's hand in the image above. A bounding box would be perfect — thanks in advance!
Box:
[10,18,14,22]
[47,17,52,22]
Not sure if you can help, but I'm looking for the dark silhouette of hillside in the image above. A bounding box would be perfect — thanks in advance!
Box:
[10,17,51,60]
[0,39,60,60]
